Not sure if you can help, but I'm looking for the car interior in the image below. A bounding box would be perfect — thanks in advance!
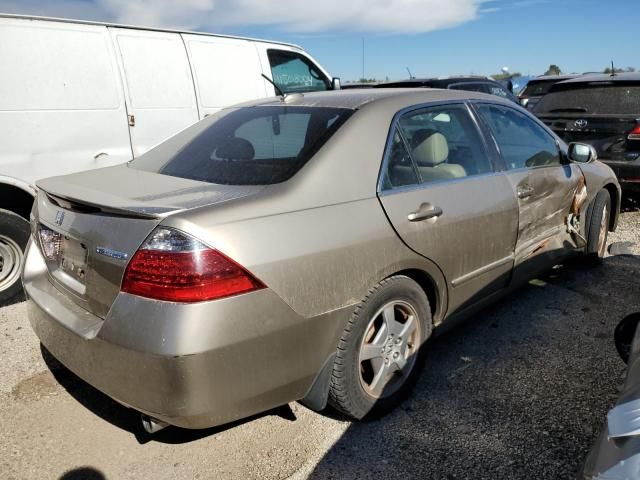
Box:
[384,106,492,189]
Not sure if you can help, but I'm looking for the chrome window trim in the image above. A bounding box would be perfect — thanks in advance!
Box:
[376,100,499,195]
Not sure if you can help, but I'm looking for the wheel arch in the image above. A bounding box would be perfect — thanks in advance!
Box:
[602,182,620,231]
[0,178,36,220]
[387,267,446,326]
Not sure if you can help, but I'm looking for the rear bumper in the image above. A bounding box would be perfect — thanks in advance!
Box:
[601,158,640,193]
[22,239,348,429]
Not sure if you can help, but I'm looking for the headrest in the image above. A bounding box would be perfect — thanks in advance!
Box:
[214,137,255,161]
[411,131,449,167]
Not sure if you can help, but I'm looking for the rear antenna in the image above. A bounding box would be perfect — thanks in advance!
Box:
[261,74,285,97]
[611,60,616,77]
[406,67,415,79]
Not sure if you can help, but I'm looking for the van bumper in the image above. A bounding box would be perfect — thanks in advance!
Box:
[22,239,346,429]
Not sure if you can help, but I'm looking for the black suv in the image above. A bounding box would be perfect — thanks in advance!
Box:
[518,74,579,111]
[533,73,640,193]
[374,77,519,104]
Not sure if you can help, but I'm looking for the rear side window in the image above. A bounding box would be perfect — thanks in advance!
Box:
[534,83,640,115]
[477,104,561,169]
[381,104,493,189]
[267,50,330,94]
[449,83,489,94]
[521,80,557,97]
[130,106,352,185]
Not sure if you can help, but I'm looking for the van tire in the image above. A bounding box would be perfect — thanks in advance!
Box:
[328,275,432,420]
[0,209,30,305]
[584,189,611,265]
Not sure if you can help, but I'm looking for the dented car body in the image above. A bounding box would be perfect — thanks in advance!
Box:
[22,89,621,429]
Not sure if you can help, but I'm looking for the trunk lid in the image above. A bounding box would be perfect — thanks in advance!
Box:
[35,164,266,318]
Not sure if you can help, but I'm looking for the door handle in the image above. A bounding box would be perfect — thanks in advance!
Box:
[408,203,443,222]
[517,184,535,199]
[128,114,135,127]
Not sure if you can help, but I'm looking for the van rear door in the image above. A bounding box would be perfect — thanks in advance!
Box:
[109,28,200,156]
[182,34,268,118]
[0,18,132,185]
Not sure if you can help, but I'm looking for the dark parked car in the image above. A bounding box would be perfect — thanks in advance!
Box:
[375,77,519,103]
[534,73,640,193]
[580,313,640,479]
[518,74,579,110]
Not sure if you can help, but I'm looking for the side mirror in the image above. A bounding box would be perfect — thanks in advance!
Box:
[332,77,341,90]
[615,313,640,364]
[520,97,529,107]
[568,142,598,163]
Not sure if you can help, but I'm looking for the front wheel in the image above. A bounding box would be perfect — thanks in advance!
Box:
[328,275,432,420]
[0,209,30,305]
[585,189,611,264]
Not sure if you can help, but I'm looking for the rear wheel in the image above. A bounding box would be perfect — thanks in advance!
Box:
[328,275,432,419]
[585,189,611,264]
[0,209,29,305]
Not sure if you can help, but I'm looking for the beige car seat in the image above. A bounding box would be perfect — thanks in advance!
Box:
[411,131,466,183]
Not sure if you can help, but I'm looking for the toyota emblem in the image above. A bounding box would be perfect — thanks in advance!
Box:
[574,119,588,128]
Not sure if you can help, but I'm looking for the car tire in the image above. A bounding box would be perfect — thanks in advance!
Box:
[584,189,611,265]
[328,275,432,420]
[0,209,30,305]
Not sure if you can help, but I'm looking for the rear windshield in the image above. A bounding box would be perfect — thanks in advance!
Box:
[520,80,558,97]
[130,106,353,185]
[534,83,640,115]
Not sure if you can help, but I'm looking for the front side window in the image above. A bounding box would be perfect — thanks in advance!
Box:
[476,104,561,169]
[130,106,352,185]
[267,50,330,94]
[381,104,494,189]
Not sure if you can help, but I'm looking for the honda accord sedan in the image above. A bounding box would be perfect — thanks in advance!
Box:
[23,89,621,432]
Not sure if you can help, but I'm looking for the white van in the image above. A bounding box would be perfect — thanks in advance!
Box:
[0,14,340,303]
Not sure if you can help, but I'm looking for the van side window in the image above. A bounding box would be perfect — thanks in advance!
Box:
[476,104,561,169]
[267,50,329,94]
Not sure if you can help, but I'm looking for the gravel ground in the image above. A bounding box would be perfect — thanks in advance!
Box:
[1,209,639,480]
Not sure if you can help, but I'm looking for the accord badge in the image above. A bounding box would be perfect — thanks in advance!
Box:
[96,247,128,260]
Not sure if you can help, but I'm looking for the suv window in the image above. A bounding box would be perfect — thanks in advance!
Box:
[534,83,640,115]
[476,104,561,169]
[130,106,352,185]
[381,104,493,189]
[521,80,557,97]
[267,50,330,94]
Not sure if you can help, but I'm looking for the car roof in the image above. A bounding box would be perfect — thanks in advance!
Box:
[376,77,495,88]
[556,72,640,85]
[241,88,512,111]
[528,74,580,83]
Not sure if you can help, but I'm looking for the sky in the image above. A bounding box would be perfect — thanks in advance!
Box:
[0,0,637,81]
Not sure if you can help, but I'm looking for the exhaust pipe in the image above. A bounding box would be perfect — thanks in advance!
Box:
[141,414,168,434]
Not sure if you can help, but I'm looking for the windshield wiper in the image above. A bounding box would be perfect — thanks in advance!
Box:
[548,107,588,113]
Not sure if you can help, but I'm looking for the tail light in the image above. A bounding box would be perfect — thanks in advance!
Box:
[122,227,264,303]
[38,225,62,260]
[628,124,640,141]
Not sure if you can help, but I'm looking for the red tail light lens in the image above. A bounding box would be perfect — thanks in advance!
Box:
[122,227,264,302]
[628,124,640,141]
